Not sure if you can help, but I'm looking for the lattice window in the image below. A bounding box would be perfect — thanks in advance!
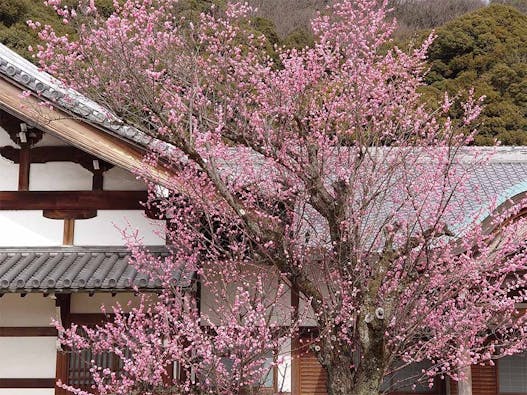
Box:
[67,348,129,389]
[499,353,527,394]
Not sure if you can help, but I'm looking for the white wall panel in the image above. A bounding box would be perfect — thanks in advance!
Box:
[0,128,15,146]
[0,129,18,191]
[277,339,292,393]
[103,166,146,190]
[34,133,68,146]
[0,337,56,378]
[0,212,62,246]
[74,210,165,246]
[29,162,92,191]
[0,156,18,191]
[0,390,54,395]
[0,294,56,326]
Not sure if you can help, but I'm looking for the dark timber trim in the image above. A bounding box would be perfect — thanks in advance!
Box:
[43,209,97,220]
[0,378,55,388]
[0,145,113,173]
[0,327,58,336]
[18,146,30,191]
[0,190,147,210]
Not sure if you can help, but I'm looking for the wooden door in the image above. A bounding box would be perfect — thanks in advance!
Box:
[299,349,327,394]
[294,335,327,395]
[449,364,497,395]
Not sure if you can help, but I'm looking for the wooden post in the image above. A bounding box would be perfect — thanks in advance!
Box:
[18,146,30,191]
[63,219,75,245]
[92,171,103,191]
[55,352,68,395]
[55,294,71,395]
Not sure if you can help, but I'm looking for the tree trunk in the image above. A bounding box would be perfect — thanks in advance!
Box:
[326,361,355,395]
[324,353,384,395]
[348,362,384,395]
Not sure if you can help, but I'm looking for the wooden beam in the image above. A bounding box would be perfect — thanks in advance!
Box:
[67,313,109,327]
[0,145,113,173]
[0,327,58,336]
[43,209,97,220]
[0,78,175,187]
[0,378,55,388]
[0,190,147,210]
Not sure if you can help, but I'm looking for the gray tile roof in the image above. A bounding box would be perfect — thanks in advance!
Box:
[444,149,527,223]
[0,247,193,293]
[0,43,162,150]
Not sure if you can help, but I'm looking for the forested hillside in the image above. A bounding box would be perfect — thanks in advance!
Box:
[423,5,527,144]
[1,0,527,144]
[0,0,64,59]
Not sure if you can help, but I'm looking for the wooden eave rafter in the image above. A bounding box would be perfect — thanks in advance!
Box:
[0,77,174,187]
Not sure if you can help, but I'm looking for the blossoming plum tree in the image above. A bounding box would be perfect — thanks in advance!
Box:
[34,0,527,394]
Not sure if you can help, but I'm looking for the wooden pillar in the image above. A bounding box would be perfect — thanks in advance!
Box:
[92,170,103,191]
[63,219,75,245]
[55,294,71,395]
[18,146,30,191]
[55,352,68,395]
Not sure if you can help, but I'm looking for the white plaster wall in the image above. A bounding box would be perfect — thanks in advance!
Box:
[70,292,151,314]
[0,127,17,147]
[34,133,68,147]
[74,210,165,246]
[29,162,92,191]
[104,166,147,190]
[0,129,18,191]
[0,211,62,247]
[277,339,292,393]
[0,156,18,190]
[0,337,56,378]
[0,294,56,326]
[0,390,54,395]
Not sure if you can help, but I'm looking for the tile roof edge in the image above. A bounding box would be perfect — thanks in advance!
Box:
[0,246,168,253]
[0,43,172,154]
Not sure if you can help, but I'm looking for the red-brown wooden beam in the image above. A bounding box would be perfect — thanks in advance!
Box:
[0,327,58,336]
[0,378,55,388]
[0,190,147,210]
[43,209,97,220]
